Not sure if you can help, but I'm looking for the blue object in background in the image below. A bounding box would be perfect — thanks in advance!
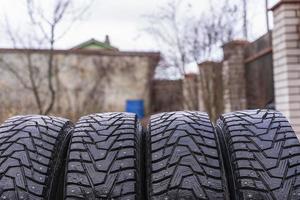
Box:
[126,100,144,119]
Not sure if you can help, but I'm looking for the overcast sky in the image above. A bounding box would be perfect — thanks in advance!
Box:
[0,0,280,51]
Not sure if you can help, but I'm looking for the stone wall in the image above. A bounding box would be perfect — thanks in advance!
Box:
[0,49,159,121]
[271,0,300,135]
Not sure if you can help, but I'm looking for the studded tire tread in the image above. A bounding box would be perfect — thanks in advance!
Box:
[146,111,229,200]
[217,109,300,200]
[0,115,72,200]
[64,112,142,200]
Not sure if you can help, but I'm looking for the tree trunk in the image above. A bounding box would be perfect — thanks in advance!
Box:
[44,25,56,115]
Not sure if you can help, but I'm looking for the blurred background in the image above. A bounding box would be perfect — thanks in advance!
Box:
[1,0,300,133]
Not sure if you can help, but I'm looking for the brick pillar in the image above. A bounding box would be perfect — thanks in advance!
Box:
[197,71,205,112]
[222,40,249,112]
[198,61,223,121]
[272,0,300,135]
[183,73,199,110]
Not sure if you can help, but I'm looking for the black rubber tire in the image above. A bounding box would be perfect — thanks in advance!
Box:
[64,113,143,200]
[0,115,72,200]
[146,111,229,200]
[217,109,300,200]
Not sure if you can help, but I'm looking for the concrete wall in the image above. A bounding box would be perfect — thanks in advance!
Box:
[0,49,159,121]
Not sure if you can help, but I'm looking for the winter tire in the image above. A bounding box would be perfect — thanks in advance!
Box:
[217,109,300,200]
[64,113,143,200]
[0,115,72,200]
[146,111,229,200]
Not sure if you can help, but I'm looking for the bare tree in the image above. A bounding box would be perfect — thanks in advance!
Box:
[192,0,238,117]
[145,0,239,75]
[0,0,92,114]
[242,0,248,39]
[144,0,238,116]
[188,0,238,63]
[144,0,191,77]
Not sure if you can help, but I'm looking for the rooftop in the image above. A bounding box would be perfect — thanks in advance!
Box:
[71,35,119,51]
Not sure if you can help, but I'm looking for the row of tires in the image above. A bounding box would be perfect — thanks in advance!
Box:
[0,109,299,200]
